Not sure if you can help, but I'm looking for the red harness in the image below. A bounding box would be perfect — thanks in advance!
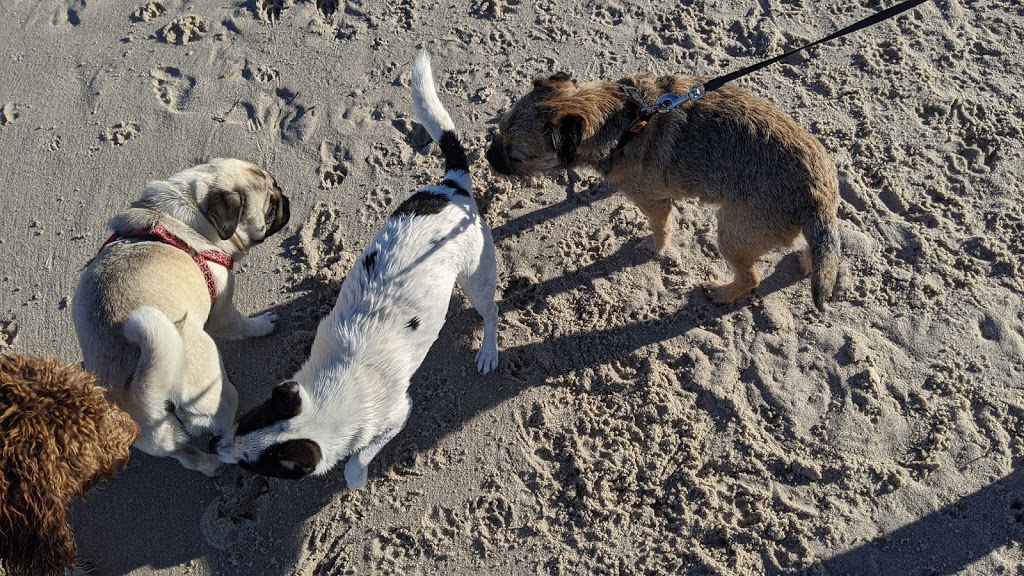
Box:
[98,222,234,305]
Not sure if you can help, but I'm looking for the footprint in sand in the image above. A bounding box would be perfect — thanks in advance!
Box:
[242,62,280,85]
[131,1,166,23]
[254,0,287,24]
[229,88,316,142]
[319,142,351,189]
[100,122,140,146]
[47,0,86,26]
[0,316,18,349]
[201,470,269,551]
[150,67,196,112]
[159,15,207,45]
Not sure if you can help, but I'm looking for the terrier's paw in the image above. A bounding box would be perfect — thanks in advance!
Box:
[475,344,499,375]
[344,457,368,490]
[657,245,682,265]
[706,280,755,303]
[245,312,279,337]
[800,246,814,275]
[639,235,674,258]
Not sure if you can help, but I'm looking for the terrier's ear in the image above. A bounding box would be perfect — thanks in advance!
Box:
[544,114,584,167]
[533,71,574,89]
[204,186,244,240]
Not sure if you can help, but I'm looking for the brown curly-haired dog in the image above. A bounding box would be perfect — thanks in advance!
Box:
[0,354,139,576]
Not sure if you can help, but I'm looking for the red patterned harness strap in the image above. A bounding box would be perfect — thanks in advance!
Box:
[98,222,234,306]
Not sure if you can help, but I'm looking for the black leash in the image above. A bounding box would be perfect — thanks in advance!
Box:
[612,0,932,154]
[705,0,931,93]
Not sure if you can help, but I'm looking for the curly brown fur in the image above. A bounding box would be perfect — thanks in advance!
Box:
[487,72,841,310]
[0,354,138,576]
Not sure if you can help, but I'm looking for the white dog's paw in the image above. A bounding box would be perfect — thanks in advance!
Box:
[475,345,499,375]
[344,457,368,490]
[245,312,279,337]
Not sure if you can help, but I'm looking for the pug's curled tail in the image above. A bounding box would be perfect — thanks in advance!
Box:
[122,306,186,419]
[804,206,841,311]
[411,50,469,176]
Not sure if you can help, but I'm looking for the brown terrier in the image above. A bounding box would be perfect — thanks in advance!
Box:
[486,72,840,309]
[0,354,139,576]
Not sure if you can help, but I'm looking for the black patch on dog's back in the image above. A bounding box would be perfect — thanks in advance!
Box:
[441,179,470,196]
[406,317,420,331]
[391,191,449,218]
[363,250,378,273]
[236,381,303,437]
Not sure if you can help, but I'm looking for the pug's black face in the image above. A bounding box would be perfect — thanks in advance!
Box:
[199,159,291,246]
[264,185,290,239]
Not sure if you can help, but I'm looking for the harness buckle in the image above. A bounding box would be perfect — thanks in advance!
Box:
[688,82,707,101]
[655,83,707,112]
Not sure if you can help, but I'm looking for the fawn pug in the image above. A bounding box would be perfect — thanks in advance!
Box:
[73,159,290,476]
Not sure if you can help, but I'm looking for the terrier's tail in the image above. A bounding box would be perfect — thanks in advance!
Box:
[411,50,469,175]
[803,206,841,311]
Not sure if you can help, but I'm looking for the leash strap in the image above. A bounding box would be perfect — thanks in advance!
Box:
[703,0,931,94]
[99,222,234,306]
[612,0,932,156]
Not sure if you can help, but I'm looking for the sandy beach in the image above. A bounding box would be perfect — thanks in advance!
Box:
[0,0,1022,574]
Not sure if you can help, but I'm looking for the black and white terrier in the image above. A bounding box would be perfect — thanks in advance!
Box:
[217,52,500,488]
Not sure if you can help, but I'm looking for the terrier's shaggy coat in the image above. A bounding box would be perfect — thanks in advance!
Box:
[487,72,840,309]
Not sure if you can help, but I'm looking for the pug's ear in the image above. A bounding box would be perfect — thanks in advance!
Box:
[204,186,243,240]
[544,114,584,167]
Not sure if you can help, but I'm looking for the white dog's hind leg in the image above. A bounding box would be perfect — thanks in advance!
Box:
[344,394,413,490]
[457,227,500,375]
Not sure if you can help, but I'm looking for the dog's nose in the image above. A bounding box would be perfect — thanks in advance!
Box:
[485,143,513,175]
[209,435,222,453]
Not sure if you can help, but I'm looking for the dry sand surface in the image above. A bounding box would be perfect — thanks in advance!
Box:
[1,0,1023,574]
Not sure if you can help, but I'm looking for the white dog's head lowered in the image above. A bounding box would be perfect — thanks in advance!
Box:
[216,381,324,479]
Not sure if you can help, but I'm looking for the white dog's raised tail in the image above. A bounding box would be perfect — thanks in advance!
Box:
[122,306,186,417]
[411,50,469,179]
[411,51,455,141]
